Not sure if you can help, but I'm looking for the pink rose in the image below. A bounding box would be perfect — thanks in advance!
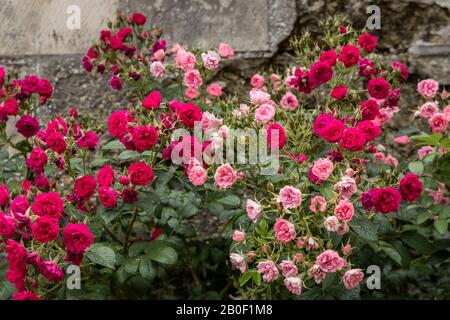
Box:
[284,277,302,295]
[280,91,299,110]
[311,158,334,181]
[342,269,364,289]
[308,265,326,284]
[334,176,357,198]
[150,61,165,78]
[176,48,196,71]
[342,244,353,255]
[214,164,237,190]
[207,83,222,97]
[419,102,439,119]
[254,103,275,124]
[201,51,221,70]
[232,230,245,242]
[444,105,450,121]
[218,43,234,59]
[257,260,279,282]
[393,135,410,144]
[278,186,302,209]
[274,218,296,243]
[185,87,199,99]
[279,260,298,277]
[187,165,208,186]
[250,74,265,89]
[428,113,448,132]
[316,249,347,273]
[230,253,247,273]
[417,79,439,99]
[246,199,262,223]
[310,195,327,213]
[184,69,203,89]
[337,223,349,236]
[334,199,354,223]
[324,216,341,232]
[418,146,434,160]
[250,89,271,105]
[201,111,222,133]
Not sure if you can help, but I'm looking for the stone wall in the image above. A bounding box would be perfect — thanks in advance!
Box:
[1,0,449,135]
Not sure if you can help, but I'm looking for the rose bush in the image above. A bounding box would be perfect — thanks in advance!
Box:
[0,14,448,300]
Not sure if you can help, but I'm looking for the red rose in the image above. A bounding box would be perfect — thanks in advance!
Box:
[391,61,408,81]
[3,99,19,116]
[108,110,129,138]
[74,176,97,200]
[31,216,59,243]
[63,223,94,254]
[313,114,345,143]
[340,127,366,151]
[399,174,423,202]
[97,165,115,187]
[98,186,118,208]
[128,162,154,186]
[131,12,147,25]
[12,291,40,300]
[76,131,99,150]
[131,125,159,151]
[0,184,10,207]
[357,33,377,53]
[0,212,16,239]
[319,50,337,66]
[338,45,360,68]
[267,122,286,150]
[0,67,5,86]
[176,103,202,128]
[368,77,391,99]
[26,147,48,174]
[34,174,50,189]
[31,192,64,220]
[330,86,347,100]
[109,35,123,51]
[371,187,402,214]
[16,115,40,138]
[313,113,334,136]
[121,188,139,203]
[117,27,133,39]
[321,119,346,143]
[46,131,67,154]
[357,121,381,141]
[110,76,122,91]
[359,99,380,121]
[308,61,333,87]
[359,57,377,79]
[142,90,162,110]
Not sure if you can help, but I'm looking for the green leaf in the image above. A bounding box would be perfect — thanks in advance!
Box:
[90,158,110,168]
[139,257,155,281]
[239,271,255,287]
[86,244,116,269]
[408,161,424,175]
[410,132,442,146]
[350,213,378,241]
[380,242,402,266]
[252,272,262,286]
[417,211,432,224]
[217,195,241,206]
[118,150,140,161]
[147,241,178,265]
[434,219,448,235]
[103,140,125,150]
[401,232,432,255]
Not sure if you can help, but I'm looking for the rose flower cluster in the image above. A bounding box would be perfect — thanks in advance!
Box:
[224,22,424,297]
